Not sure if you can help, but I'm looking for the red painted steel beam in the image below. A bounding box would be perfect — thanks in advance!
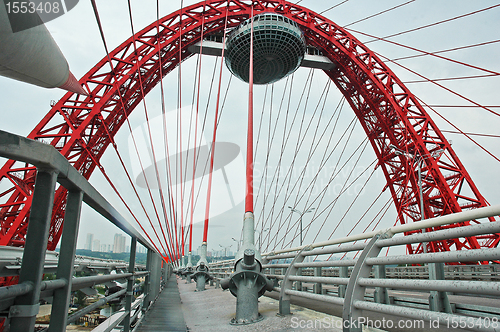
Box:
[0,0,497,255]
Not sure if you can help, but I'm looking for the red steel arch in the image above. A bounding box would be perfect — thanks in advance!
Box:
[0,0,498,253]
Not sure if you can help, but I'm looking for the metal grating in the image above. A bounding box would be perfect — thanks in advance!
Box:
[135,277,187,332]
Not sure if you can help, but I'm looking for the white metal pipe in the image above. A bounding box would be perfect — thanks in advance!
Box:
[288,275,349,285]
[366,247,500,266]
[302,242,367,257]
[377,220,500,248]
[262,263,290,269]
[263,204,500,256]
[294,259,356,268]
[353,300,495,332]
[358,278,500,296]
[284,289,345,305]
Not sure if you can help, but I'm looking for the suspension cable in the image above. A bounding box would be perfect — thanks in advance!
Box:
[156,0,178,260]
[90,0,169,258]
[363,3,500,44]
[343,0,416,27]
[189,0,207,254]
[346,28,500,77]
[393,39,500,62]
[319,0,350,15]
[127,0,175,259]
[202,4,230,243]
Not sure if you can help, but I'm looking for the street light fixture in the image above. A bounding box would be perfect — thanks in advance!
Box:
[219,244,232,258]
[231,237,240,252]
[389,144,443,253]
[288,206,315,246]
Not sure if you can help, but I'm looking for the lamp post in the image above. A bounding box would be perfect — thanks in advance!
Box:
[288,206,315,246]
[231,237,240,252]
[389,144,443,253]
[219,244,232,258]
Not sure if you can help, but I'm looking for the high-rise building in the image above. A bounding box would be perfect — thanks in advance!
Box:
[113,234,126,253]
[92,239,100,252]
[85,233,94,250]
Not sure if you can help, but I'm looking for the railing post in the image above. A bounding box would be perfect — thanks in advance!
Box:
[143,249,153,310]
[123,237,137,332]
[373,264,389,304]
[295,267,302,291]
[10,169,58,332]
[149,253,162,300]
[338,266,348,298]
[278,248,307,315]
[343,234,388,332]
[428,262,453,313]
[161,261,167,287]
[48,189,84,332]
[314,267,322,294]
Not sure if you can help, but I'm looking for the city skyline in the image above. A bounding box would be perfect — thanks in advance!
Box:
[82,232,147,254]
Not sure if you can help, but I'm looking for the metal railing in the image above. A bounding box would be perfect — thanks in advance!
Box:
[210,204,500,332]
[2,130,500,331]
[0,130,167,332]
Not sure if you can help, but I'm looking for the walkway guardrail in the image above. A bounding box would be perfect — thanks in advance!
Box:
[0,130,167,332]
[0,246,146,278]
[210,204,500,332]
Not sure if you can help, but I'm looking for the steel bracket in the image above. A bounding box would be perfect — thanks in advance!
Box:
[343,233,388,332]
[279,247,308,315]
[9,303,40,318]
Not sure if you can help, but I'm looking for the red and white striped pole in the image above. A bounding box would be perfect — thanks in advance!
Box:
[242,4,257,250]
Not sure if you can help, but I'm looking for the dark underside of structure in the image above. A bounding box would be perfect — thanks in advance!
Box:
[225,13,306,85]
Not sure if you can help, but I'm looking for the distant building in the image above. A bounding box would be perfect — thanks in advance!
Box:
[113,234,126,253]
[100,244,107,252]
[92,239,100,252]
[85,233,94,250]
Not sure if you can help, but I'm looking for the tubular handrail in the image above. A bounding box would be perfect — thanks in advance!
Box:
[66,289,127,324]
[0,129,167,332]
[262,204,500,256]
[209,210,500,332]
[0,130,157,253]
[357,278,500,296]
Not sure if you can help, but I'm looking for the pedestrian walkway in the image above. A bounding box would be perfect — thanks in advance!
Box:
[176,276,345,332]
[136,275,388,331]
[135,276,187,332]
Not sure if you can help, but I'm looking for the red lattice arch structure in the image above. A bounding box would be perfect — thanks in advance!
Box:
[0,0,498,254]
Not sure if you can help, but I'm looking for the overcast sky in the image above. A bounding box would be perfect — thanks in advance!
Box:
[0,0,499,256]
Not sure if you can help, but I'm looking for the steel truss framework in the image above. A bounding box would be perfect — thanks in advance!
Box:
[0,0,497,253]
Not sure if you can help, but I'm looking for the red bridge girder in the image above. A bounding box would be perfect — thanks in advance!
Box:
[0,0,497,253]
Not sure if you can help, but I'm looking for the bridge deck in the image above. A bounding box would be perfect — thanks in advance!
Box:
[145,275,345,332]
[134,274,500,332]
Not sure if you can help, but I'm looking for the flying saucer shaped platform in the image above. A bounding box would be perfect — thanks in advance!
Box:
[225,13,306,85]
